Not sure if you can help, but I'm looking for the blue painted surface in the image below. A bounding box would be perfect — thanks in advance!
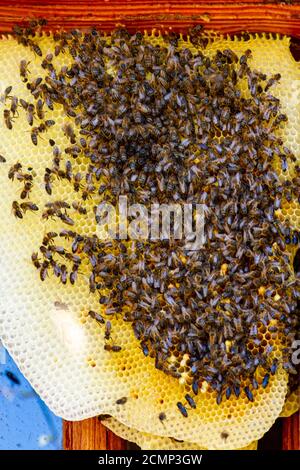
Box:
[0,348,62,450]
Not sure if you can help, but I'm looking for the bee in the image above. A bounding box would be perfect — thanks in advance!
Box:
[16,170,33,183]
[44,119,55,128]
[50,259,61,278]
[46,200,70,210]
[70,264,79,284]
[270,360,278,375]
[265,73,281,92]
[10,96,18,116]
[20,181,33,199]
[98,414,111,422]
[52,147,62,169]
[224,386,232,400]
[104,321,112,340]
[49,245,65,256]
[36,99,45,119]
[216,392,222,405]
[31,252,41,269]
[0,155,6,163]
[44,168,53,195]
[12,201,23,219]
[40,246,53,260]
[292,231,299,245]
[54,42,65,57]
[42,207,56,220]
[40,260,49,281]
[27,77,43,96]
[184,393,196,409]
[54,300,69,310]
[71,234,84,254]
[104,344,122,352]
[159,412,166,423]
[38,18,48,26]
[115,397,127,405]
[42,231,58,246]
[41,53,53,70]
[88,310,105,324]
[252,378,258,390]
[12,24,24,36]
[20,202,38,213]
[59,229,76,240]
[21,100,35,126]
[140,342,149,357]
[65,145,81,156]
[62,123,76,144]
[1,85,12,103]
[60,213,75,226]
[177,402,188,417]
[65,160,72,181]
[192,380,198,395]
[4,109,13,129]
[19,60,30,82]
[79,137,87,148]
[73,173,83,192]
[30,126,40,145]
[244,386,254,402]
[45,94,53,110]
[31,43,42,57]
[60,264,68,284]
[239,49,252,65]
[8,162,22,180]
[262,373,270,389]
[233,385,240,398]
[82,184,95,200]
[72,201,87,215]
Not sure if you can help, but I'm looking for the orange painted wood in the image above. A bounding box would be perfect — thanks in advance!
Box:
[63,418,127,450]
[282,411,300,450]
[0,1,300,37]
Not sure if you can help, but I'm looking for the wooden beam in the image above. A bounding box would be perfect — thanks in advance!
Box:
[0,1,300,37]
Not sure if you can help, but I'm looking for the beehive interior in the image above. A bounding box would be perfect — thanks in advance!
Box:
[0,31,299,450]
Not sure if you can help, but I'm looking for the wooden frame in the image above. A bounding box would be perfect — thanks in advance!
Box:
[0,0,298,450]
[0,1,299,37]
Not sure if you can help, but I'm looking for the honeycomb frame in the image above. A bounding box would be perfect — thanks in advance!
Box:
[0,31,299,449]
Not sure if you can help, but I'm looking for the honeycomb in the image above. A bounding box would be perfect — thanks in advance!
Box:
[102,417,258,450]
[280,387,300,418]
[0,31,299,449]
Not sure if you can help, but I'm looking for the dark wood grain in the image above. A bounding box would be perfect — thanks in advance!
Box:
[282,411,300,450]
[63,418,127,450]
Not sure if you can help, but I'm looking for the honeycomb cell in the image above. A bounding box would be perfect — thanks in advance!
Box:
[0,32,297,449]
[280,387,300,418]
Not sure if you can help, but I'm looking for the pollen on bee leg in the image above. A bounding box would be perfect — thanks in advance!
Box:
[220,263,228,276]
[179,372,189,386]
[258,286,266,296]
[200,380,209,393]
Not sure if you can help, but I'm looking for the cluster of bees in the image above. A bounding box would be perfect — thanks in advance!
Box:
[1,21,299,417]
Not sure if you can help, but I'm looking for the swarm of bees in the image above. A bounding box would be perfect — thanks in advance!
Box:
[2,21,300,418]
